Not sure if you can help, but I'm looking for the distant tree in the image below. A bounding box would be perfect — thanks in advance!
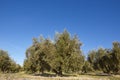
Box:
[88,48,111,73]
[87,42,120,74]
[0,50,11,73]
[87,50,96,70]
[10,61,21,72]
[110,42,120,74]
[82,61,93,73]
[0,50,20,73]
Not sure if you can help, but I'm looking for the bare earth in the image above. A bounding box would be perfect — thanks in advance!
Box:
[0,73,120,80]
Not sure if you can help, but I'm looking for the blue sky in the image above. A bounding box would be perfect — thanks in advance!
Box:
[0,0,120,65]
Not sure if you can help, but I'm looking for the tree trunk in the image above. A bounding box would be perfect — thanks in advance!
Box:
[58,66,62,76]
[52,68,62,76]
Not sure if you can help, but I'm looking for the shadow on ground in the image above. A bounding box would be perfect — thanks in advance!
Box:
[33,73,56,77]
[33,73,77,77]
[33,72,114,78]
[81,73,112,76]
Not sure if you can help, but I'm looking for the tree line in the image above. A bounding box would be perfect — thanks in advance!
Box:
[0,50,21,73]
[0,30,120,75]
[86,42,120,74]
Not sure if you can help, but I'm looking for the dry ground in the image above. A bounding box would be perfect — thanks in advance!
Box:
[0,72,120,80]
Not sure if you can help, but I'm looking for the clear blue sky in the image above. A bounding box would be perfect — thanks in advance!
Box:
[0,0,120,65]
